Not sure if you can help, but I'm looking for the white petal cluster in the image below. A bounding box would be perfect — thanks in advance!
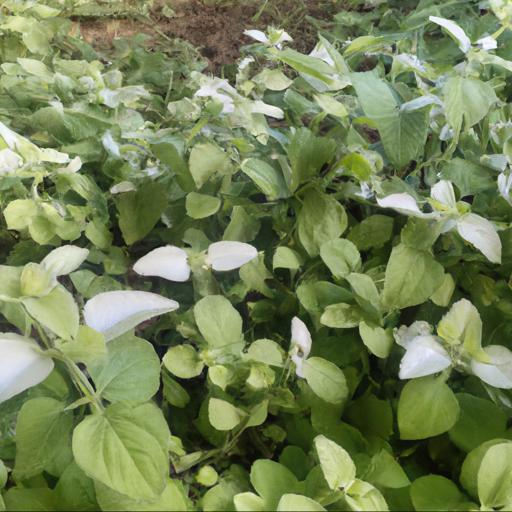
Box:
[471,345,512,389]
[243,28,292,49]
[289,316,312,377]
[376,180,502,263]
[133,241,258,282]
[0,333,54,403]
[83,290,179,342]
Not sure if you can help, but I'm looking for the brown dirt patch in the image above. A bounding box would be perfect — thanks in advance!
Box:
[75,0,343,69]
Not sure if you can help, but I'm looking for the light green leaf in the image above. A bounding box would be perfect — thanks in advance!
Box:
[382,244,444,310]
[88,334,161,403]
[320,239,361,279]
[241,158,290,200]
[208,398,243,431]
[186,192,221,219]
[302,357,348,404]
[359,322,393,358]
[273,247,304,270]
[444,77,497,134]
[321,303,363,328]
[314,435,356,490]
[163,344,204,379]
[478,443,512,509]
[189,142,230,188]
[277,494,326,511]
[22,284,79,340]
[14,398,73,480]
[116,182,167,245]
[194,295,243,352]
[351,72,429,168]
[348,215,394,251]
[72,402,170,500]
[398,375,460,440]
[411,475,467,511]
[298,189,347,257]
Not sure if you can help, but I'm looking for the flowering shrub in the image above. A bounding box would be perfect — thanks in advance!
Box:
[1,1,512,510]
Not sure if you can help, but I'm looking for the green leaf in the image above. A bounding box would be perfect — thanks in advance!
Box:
[189,142,230,188]
[359,322,393,358]
[208,398,243,431]
[88,334,161,403]
[241,158,290,200]
[363,450,409,489]
[277,494,326,511]
[298,189,347,257]
[345,479,388,511]
[398,375,460,440]
[22,284,79,340]
[314,435,356,490]
[95,479,190,511]
[72,402,170,500]
[55,463,99,511]
[351,72,429,168]
[320,239,361,279]
[116,181,167,245]
[302,357,348,404]
[382,244,444,310]
[194,295,243,352]
[347,215,393,251]
[273,247,304,270]
[250,460,299,510]
[444,76,497,134]
[449,394,507,452]
[186,192,221,219]
[57,325,107,366]
[163,344,204,379]
[320,303,363,328]
[151,142,195,192]
[3,488,58,512]
[287,128,337,192]
[410,475,467,511]
[478,443,512,509]
[13,398,73,480]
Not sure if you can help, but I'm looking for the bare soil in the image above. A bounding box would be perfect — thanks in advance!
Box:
[76,0,343,69]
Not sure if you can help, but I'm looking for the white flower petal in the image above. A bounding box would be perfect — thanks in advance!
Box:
[394,321,433,349]
[291,316,312,358]
[0,333,54,403]
[41,245,89,277]
[206,241,258,271]
[456,213,502,263]
[498,172,512,205]
[376,193,427,217]
[0,148,23,173]
[251,100,284,119]
[471,345,512,389]
[291,354,305,378]
[431,180,456,208]
[133,245,191,282]
[84,290,179,341]
[243,29,269,44]
[429,16,472,53]
[399,335,451,379]
[476,36,498,51]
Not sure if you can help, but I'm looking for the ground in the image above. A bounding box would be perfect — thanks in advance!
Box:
[75,0,345,68]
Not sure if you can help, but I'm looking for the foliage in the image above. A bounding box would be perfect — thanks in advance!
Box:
[1,0,512,510]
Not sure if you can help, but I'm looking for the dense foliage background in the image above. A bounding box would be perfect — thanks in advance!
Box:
[1,0,512,510]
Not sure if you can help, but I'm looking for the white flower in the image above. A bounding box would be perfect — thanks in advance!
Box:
[290,316,312,378]
[0,148,23,174]
[194,77,237,114]
[471,345,512,389]
[0,333,54,403]
[498,172,512,205]
[394,321,433,349]
[133,241,258,281]
[399,335,452,379]
[83,290,179,341]
[244,28,292,49]
[206,241,258,271]
[476,35,498,51]
[376,180,502,263]
[110,181,136,194]
[133,246,190,282]
[41,245,89,277]
[429,16,471,53]
[355,182,374,199]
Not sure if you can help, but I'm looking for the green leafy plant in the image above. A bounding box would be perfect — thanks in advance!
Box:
[1,1,512,511]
